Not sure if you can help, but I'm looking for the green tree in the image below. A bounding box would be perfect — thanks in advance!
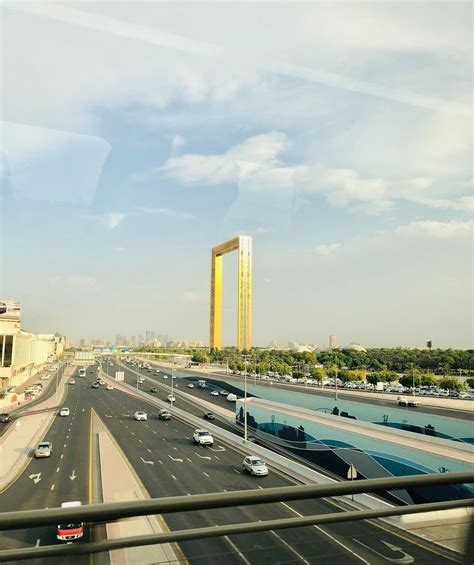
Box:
[191,351,209,364]
[310,367,325,383]
[438,377,465,392]
[466,377,474,389]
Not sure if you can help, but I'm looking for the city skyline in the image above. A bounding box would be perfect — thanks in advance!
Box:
[2,3,472,349]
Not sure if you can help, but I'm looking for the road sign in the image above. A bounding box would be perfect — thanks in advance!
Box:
[347,464,357,480]
[115,371,124,381]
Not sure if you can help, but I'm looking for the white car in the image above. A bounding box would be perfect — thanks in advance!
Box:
[40,375,50,380]
[187,383,195,388]
[210,390,219,396]
[134,411,147,421]
[138,378,145,384]
[59,407,70,417]
[69,379,76,385]
[163,375,168,379]
[193,429,214,446]
[167,395,176,403]
[397,396,421,407]
[226,393,237,402]
[106,385,114,390]
[242,456,268,476]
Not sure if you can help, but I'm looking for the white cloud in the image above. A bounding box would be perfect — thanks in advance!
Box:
[171,134,186,154]
[315,243,341,256]
[135,206,194,219]
[102,213,128,231]
[183,291,204,303]
[50,274,97,289]
[161,131,288,185]
[395,220,474,240]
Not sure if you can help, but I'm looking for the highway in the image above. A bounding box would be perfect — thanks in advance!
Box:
[0,364,462,564]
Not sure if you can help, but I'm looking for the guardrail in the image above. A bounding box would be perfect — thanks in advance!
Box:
[0,472,472,561]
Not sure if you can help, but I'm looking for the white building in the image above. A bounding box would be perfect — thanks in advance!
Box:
[0,314,64,392]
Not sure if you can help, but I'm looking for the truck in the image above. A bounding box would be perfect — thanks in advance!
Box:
[198,380,207,389]
[57,501,84,542]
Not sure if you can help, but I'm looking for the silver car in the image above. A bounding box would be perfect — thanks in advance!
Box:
[35,441,53,458]
[242,456,268,476]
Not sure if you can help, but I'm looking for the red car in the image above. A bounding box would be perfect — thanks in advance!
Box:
[57,501,84,542]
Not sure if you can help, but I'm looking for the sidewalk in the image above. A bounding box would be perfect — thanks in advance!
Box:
[92,411,181,565]
[0,366,74,493]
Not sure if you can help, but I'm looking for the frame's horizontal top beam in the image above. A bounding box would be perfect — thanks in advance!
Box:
[0,497,471,562]
[212,235,251,256]
[0,471,472,531]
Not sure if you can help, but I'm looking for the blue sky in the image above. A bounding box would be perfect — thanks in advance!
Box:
[1,2,472,348]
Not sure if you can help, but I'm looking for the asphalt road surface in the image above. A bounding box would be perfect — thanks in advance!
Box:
[0,364,462,564]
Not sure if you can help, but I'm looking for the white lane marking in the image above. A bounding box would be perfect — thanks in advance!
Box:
[63,444,67,448]
[195,453,211,460]
[29,473,42,484]
[168,455,184,462]
[203,471,210,478]
[60,454,63,459]
[173,446,178,451]
[162,438,167,442]
[187,458,192,462]
[280,502,369,564]
[270,530,310,564]
[224,536,251,565]
[171,474,178,481]
[35,539,40,547]
[209,445,226,452]
[140,457,154,465]
[158,460,163,465]
[234,469,241,474]
[70,470,77,481]
[214,455,220,460]
[138,439,143,443]
[50,484,55,491]
[56,467,60,473]
[353,539,414,563]
[147,448,152,453]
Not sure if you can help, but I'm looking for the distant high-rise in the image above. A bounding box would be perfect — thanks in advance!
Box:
[79,339,85,348]
[162,335,168,345]
[131,336,136,347]
[329,335,337,349]
[145,330,151,343]
[151,331,156,341]
[138,334,144,344]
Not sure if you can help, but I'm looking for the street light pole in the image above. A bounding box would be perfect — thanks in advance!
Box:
[335,365,339,401]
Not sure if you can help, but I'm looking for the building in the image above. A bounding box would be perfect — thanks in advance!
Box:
[329,335,337,349]
[0,300,65,391]
[145,330,151,343]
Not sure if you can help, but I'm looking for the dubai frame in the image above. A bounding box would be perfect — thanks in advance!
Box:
[209,235,252,351]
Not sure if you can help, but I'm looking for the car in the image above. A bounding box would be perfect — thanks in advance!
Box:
[35,441,53,458]
[158,410,171,420]
[193,429,214,446]
[92,382,99,389]
[219,390,227,396]
[203,412,215,420]
[106,385,114,391]
[134,411,147,421]
[98,379,105,385]
[59,408,70,417]
[397,396,421,407]
[40,375,50,380]
[167,394,176,403]
[163,375,168,379]
[150,387,158,393]
[57,501,84,542]
[138,378,145,384]
[156,369,160,373]
[187,383,195,388]
[242,456,268,476]
[210,390,219,396]
[0,413,12,423]
[69,379,76,385]
[226,393,237,402]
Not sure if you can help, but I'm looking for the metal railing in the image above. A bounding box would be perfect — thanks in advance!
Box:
[0,471,473,561]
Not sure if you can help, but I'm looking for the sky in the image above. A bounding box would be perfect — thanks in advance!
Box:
[1,1,472,348]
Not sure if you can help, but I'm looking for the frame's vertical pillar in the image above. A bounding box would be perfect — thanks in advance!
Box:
[237,236,252,351]
[210,251,223,350]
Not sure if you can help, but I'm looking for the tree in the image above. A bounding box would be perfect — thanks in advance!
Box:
[191,351,209,364]
[466,377,474,389]
[438,377,465,392]
[310,367,325,382]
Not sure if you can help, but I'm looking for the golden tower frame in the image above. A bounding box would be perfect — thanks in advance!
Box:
[209,235,252,351]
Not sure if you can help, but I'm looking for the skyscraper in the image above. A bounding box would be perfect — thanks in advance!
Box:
[329,335,337,349]
[151,331,156,341]
[145,330,151,343]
